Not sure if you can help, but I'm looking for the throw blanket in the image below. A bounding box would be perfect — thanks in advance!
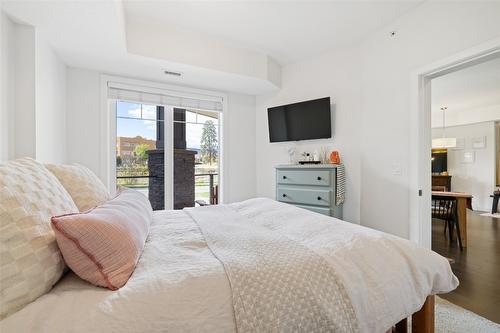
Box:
[336,164,346,205]
[185,205,358,333]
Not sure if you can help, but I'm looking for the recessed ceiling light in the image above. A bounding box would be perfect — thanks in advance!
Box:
[163,70,182,77]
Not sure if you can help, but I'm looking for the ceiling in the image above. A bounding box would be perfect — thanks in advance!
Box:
[431,56,500,127]
[2,0,423,94]
[123,1,422,65]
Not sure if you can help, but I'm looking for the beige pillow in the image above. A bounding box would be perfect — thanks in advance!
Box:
[0,158,78,319]
[45,164,110,212]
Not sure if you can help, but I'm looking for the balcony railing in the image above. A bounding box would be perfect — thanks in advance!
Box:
[195,173,218,204]
[116,175,155,179]
[116,173,218,206]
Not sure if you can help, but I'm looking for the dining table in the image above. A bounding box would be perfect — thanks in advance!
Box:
[432,191,473,247]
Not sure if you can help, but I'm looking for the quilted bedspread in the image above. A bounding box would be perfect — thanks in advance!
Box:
[0,198,458,333]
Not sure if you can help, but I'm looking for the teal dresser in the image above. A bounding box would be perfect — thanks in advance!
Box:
[275,164,343,218]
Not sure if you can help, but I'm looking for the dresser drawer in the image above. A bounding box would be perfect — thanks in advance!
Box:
[277,169,331,186]
[277,187,331,207]
[295,204,331,216]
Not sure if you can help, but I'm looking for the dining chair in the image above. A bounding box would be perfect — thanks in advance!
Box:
[432,196,463,250]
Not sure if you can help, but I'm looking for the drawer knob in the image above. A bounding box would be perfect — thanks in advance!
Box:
[317,196,322,200]
[283,175,287,179]
[283,193,287,197]
[317,176,322,180]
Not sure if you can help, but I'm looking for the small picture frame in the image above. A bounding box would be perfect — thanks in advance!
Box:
[451,137,465,150]
[462,150,475,164]
[471,136,486,149]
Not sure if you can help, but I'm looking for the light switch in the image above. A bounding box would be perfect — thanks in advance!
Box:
[392,163,402,176]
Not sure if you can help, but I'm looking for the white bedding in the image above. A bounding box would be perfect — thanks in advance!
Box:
[0,198,458,333]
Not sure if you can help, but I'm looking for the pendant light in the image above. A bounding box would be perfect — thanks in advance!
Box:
[432,106,456,148]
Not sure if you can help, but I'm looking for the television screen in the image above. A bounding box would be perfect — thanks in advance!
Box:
[267,97,331,142]
[432,150,447,174]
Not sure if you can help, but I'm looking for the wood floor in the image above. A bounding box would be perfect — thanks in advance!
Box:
[432,210,500,324]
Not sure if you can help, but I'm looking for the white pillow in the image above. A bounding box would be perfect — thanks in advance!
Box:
[0,158,78,319]
[45,163,110,212]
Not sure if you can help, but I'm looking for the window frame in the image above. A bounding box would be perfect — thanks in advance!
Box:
[100,75,227,208]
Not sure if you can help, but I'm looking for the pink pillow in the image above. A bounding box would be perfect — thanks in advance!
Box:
[51,189,153,290]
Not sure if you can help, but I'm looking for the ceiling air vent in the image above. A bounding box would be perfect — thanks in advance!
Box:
[163,70,182,77]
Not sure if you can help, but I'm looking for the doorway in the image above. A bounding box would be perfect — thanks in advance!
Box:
[419,49,500,323]
[410,39,500,248]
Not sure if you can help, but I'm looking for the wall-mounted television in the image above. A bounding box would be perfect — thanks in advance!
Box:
[267,97,331,142]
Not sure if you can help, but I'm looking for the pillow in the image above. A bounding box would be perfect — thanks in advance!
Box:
[45,163,110,212]
[0,158,78,319]
[51,189,152,290]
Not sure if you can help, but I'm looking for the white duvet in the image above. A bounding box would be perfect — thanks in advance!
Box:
[0,198,458,333]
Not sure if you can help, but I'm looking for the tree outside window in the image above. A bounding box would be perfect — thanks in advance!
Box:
[200,120,218,165]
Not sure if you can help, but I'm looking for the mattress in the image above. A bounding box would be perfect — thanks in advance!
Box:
[0,198,458,333]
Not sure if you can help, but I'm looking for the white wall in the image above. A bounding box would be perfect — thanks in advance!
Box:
[0,11,68,163]
[66,68,102,174]
[0,12,15,161]
[432,122,496,212]
[255,1,500,236]
[256,46,362,223]
[359,1,500,237]
[35,33,68,163]
[13,23,36,159]
[66,68,256,203]
[224,93,257,202]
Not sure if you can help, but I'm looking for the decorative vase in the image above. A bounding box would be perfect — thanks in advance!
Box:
[330,151,340,164]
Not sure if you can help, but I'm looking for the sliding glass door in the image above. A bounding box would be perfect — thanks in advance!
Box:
[114,100,221,210]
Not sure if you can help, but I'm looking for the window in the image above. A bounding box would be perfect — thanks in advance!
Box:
[116,101,161,200]
[114,101,221,210]
[173,109,220,206]
[106,78,224,209]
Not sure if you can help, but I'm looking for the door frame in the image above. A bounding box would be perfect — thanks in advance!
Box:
[100,74,227,208]
[409,37,500,248]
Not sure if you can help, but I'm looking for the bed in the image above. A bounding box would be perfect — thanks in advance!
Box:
[0,197,458,333]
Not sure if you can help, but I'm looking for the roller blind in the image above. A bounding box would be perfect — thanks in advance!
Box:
[107,81,223,112]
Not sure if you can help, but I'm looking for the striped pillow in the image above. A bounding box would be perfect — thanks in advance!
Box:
[51,189,152,290]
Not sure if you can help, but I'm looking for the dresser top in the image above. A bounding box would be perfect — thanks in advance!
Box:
[275,164,340,169]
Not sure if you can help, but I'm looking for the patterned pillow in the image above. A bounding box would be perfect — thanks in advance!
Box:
[45,164,110,212]
[51,189,152,290]
[0,158,78,319]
